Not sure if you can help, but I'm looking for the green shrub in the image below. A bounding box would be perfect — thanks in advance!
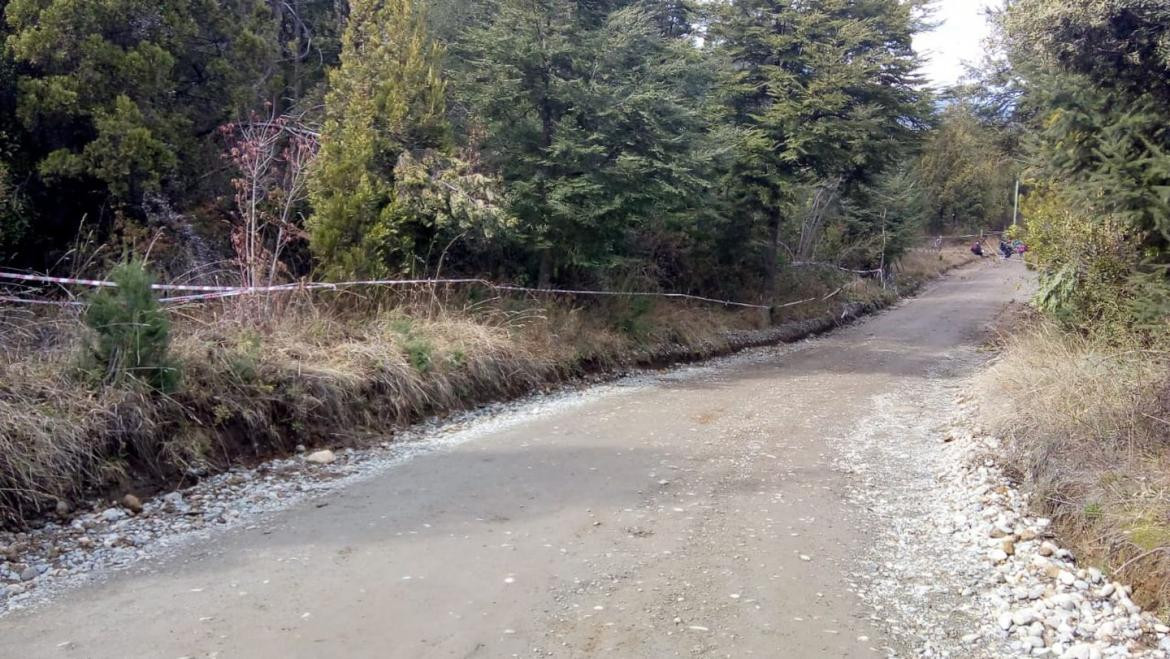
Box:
[81,260,179,391]
[404,336,434,373]
[388,314,435,372]
[1020,184,1141,329]
[616,297,655,340]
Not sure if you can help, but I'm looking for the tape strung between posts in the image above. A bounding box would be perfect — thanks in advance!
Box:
[0,295,82,307]
[1,271,773,311]
[0,270,241,292]
[789,261,883,276]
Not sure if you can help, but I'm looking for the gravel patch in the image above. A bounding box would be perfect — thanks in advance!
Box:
[837,352,1169,658]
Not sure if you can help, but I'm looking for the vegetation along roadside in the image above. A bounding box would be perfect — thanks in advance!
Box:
[0,246,975,527]
[971,1,1170,616]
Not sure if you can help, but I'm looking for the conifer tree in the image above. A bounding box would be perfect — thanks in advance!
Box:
[709,0,926,286]
[454,0,711,286]
[4,0,273,207]
[307,0,450,278]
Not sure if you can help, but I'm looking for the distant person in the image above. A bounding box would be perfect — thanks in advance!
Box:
[999,239,1013,259]
[971,241,985,257]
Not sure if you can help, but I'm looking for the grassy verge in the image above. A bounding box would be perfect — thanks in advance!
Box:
[976,321,1170,615]
[0,249,975,527]
[896,247,983,291]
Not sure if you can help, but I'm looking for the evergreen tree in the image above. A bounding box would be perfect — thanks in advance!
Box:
[307,0,450,279]
[4,0,275,207]
[709,0,927,286]
[81,259,179,392]
[271,0,346,112]
[1000,0,1170,248]
[454,0,712,286]
[0,10,23,259]
[998,0,1170,324]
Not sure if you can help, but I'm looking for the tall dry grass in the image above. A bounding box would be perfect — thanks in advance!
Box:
[976,322,1170,612]
[0,289,774,525]
[896,247,981,288]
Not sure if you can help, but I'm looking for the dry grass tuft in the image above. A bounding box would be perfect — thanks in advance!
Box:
[976,321,1170,613]
[0,292,773,525]
[896,247,981,288]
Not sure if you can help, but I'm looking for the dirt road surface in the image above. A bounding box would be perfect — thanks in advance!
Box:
[0,261,1034,658]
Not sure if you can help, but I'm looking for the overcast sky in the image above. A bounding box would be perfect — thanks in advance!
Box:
[914,0,995,88]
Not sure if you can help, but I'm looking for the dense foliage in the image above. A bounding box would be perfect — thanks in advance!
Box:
[916,102,1015,233]
[308,0,450,279]
[992,0,1170,331]
[0,0,1012,300]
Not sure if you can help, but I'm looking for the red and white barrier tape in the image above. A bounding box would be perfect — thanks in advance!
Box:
[3,237,986,311]
[0,295,82,307]
[0,271,240,292]
[789,261,884,276]
[1,271,772,310]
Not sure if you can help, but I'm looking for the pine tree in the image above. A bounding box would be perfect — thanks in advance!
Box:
[4,0,275,207]
[709,0,927,287]
[453,0,711,286]
[307,0,450,279]
[82,260,179,392]
[1001,0,1170,245]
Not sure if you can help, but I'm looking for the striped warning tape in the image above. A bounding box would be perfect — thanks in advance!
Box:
[0,271,239,292]
[1,271,774,310]
[0,295,83,307]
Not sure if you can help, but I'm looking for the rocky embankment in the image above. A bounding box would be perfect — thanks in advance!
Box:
[840,374,1167,658]
[945,411,1169,658]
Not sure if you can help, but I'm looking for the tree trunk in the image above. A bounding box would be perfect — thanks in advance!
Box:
[292,0,304,105]
[766,213,782,294]
[538,248,553,289]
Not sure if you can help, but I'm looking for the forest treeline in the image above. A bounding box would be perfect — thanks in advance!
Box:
[0,0,1017,299]
[983,0,1170,331]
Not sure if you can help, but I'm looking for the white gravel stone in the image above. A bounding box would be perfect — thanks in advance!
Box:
[832,389,1170,658]
[304,450,336,465]
[1013,610,1038,627]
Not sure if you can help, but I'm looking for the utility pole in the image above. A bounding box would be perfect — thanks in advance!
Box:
[879,208,888,291]
[1013,178,1021,227]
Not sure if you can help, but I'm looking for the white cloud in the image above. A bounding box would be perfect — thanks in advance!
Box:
[914,0,995,88]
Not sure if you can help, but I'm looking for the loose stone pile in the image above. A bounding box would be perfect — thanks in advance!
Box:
[947,427,1169,658]
[838,375,1168,658]
[0,455,348,613]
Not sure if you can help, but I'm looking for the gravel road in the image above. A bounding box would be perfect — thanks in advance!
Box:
[0,260,1087,659]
